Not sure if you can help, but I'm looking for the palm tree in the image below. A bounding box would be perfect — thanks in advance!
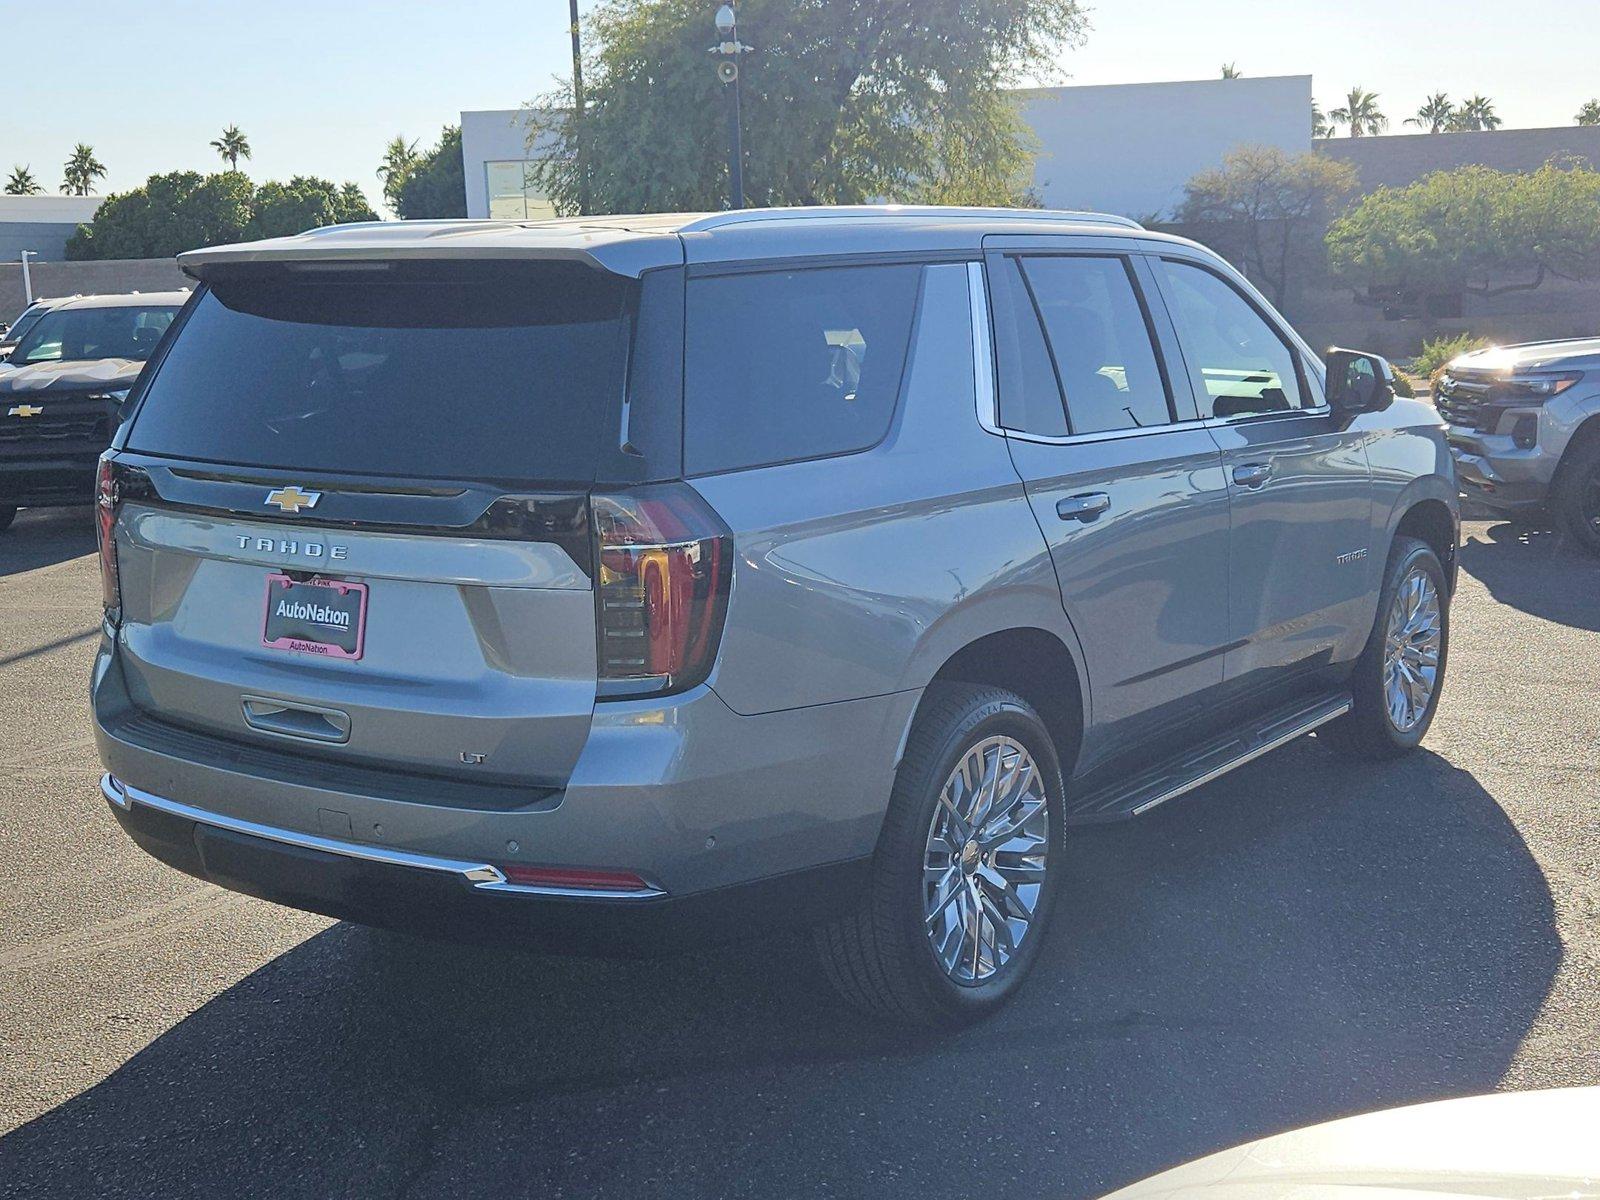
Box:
[1449,95,1502,131]
[1220,63,1242,79]
[60,143,107,196]
[1312,100,1333,139]
[377,135,419,212]
[210,124,251,171]
[1329,87,1388,137]
[1405,92,1455,134]
[1578,100,1600,126]
[4,164,42,195]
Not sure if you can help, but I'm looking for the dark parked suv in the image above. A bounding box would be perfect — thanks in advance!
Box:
[92,209,1457,1025]
[0,291,185,530]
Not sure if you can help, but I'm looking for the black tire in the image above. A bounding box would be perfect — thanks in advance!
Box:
[813,683,1067,1028]
[1322,536,1449,759]
[1554,434,1600,556]
[0,505,16,533]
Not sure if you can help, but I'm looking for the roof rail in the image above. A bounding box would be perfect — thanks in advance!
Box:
[680,205,1144,232]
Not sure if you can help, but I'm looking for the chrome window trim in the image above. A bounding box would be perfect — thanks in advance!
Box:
[100,774,666,900]
[966,260,1003,435]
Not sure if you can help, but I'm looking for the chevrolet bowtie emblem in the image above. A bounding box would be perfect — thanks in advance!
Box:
[264,486,322,514]
[7,404,43,418]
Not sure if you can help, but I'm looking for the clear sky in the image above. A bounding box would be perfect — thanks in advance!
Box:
[3,0,1595,208]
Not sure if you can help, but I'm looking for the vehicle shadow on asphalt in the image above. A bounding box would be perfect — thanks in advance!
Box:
[0,507,96,578]
[1459,518,1600,632]
[0,740,1559,1200]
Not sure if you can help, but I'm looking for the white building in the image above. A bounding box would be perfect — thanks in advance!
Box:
[0,196,103,262]
[461,75,1312,222]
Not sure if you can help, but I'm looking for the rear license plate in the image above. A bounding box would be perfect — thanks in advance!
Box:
[262,574,368,660]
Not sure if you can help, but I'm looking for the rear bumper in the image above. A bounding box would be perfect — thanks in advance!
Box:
[92,638,918,944]
[102,774,870,953]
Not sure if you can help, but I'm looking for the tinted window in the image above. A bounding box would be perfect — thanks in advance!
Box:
[128,263,631,484]
[5,303,48,346]
[12,304,177,365]
[1156,260,1305,418]
[684,263,920,475]
[1021,256,1171,433]
[993,256,1068,437]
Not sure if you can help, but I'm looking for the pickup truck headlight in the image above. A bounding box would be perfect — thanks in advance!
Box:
[1500,371,1583,401]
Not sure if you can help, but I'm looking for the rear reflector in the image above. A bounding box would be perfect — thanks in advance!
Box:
[499,864,655,893]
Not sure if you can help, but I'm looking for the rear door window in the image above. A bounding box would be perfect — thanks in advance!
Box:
[1155,259,1306,418]
[1019,255,1173,433]
[683,263,921,475]
[126,263,633,484]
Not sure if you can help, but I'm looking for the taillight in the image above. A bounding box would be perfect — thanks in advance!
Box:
[592,482,732,699]
[95,454,121,623]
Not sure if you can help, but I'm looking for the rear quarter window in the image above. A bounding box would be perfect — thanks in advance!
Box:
[683,263,921,476]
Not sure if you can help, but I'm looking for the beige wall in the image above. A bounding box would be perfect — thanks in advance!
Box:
[1318,125,1600,191]
[1,258,191,325]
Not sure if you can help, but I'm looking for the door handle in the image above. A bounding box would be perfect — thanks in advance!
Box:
[1232,462,1273,489]
[1056,492,1111,522]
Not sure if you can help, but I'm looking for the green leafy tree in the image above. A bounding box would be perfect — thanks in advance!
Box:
[1578,100,1600,126]
[61,143,107,195]
[4,165,43,195]
[66,170,373,259]
[1220,63,1242,79]
[210,124,252,170]
[65,170,255,259]
[1329,87,1387,137]
[377,135,420,213]
[391,125,466,219]
[1405,93,1454,134]
[524,0,1088,215]
[250,175,377,240]
[1448,94,1501,131]
[1177,145,1359,305]
[1327,160,1600,302]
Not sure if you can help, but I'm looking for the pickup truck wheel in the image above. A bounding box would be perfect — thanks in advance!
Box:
[1554,435,1600,555]
[813,683,1066,1028]
[1323,536,1449,759]
[0,505,16,533]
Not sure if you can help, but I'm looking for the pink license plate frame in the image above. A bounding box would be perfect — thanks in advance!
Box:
[261,574,369,661]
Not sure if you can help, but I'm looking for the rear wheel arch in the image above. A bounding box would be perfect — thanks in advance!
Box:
[907,628,1086,783]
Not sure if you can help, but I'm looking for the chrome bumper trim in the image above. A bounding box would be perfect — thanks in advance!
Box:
[100,774,665,900]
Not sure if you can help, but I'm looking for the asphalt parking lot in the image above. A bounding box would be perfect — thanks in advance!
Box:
[1,505,1597,1200]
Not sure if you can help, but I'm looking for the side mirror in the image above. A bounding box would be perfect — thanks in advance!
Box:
[1326,347,1398,415]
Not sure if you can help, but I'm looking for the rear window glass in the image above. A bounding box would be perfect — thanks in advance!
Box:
[683,263,920,475]
[11,304,177,365]
[127,263,631,484]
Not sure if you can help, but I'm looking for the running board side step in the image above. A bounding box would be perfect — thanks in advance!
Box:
[1066,693,1352,824]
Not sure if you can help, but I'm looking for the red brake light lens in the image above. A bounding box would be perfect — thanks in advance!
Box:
[592,483,732,699]
[95,454,121,622]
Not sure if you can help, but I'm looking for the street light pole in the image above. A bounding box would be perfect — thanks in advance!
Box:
[19,251,35,305]
[568,0,589,215]
[712,4,747,210]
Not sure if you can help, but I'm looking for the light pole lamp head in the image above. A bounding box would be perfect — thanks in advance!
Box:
[715,4,736,35]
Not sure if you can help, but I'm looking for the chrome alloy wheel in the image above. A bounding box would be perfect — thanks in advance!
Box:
[923,735,1050,985]
[1382,567,1443,733]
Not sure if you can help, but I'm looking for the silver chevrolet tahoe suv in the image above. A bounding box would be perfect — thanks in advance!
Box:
[1436,337,1600,554]
[92,207,1458,1027]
